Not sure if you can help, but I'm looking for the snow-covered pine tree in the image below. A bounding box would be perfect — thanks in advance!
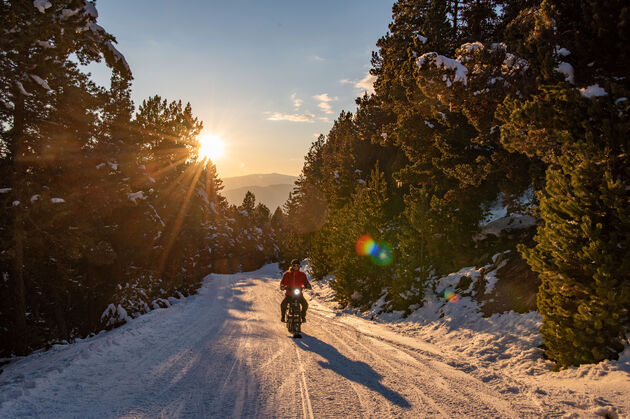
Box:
[0,0,130,355]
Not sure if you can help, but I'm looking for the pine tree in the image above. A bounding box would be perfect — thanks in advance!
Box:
[321,165,396,307]
[523,143,629,368]
[499,0,630,368]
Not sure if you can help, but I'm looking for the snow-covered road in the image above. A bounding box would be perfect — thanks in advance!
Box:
[1,264,628,418]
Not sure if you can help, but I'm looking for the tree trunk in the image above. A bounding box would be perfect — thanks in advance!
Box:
[10,90,28,355]
[12,227,27,354]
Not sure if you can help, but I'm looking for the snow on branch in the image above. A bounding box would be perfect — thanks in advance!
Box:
[128,191,147,204]
[459,41,484,55]
[60,8,81,19]
[33,0,52,13]
[579,84,608,98]
[417,52,468,86]
[104,41,131,74]
[35,40,53,48]
[29,74,52,91]
[15,81,32,96]
[1,99,14,110]
[84,1,98,18]
[555,62,575,84]
[502,52,529,73]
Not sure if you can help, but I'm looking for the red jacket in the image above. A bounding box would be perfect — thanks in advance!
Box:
[280,269,311,295]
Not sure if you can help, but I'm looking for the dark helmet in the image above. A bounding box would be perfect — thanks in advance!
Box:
[290,258,300,266]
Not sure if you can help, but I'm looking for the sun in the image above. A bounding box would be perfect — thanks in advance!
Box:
[197,134,225,162]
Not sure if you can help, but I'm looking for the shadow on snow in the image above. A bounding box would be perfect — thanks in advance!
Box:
[296,335,411,409]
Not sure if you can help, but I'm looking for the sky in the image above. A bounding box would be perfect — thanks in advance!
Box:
[88,0,396,178]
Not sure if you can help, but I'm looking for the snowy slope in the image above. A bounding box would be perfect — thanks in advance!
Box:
[1,264,628,418]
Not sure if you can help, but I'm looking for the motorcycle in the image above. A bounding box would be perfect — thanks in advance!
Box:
[282,286,304,338]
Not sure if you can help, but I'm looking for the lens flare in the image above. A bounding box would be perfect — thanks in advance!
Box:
[355,235,394,266]
[371,242,393,266]
[356,234,377,256]
[442,289,459,303]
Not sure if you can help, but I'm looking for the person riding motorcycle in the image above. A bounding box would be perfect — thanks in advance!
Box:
[280,259,311,323]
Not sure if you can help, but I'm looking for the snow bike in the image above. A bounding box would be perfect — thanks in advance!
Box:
[282,286,304,338]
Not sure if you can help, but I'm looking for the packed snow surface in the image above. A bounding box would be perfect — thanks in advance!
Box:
[1,264,628,418]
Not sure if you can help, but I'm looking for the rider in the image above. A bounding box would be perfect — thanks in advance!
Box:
[280,259,311,323]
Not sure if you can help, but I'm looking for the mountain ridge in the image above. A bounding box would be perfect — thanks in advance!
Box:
[221,173,297,191]
[220,173,298,210]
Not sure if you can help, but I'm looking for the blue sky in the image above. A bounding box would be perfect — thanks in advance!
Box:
[89,0,395,178]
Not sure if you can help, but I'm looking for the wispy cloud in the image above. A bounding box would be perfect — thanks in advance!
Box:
[355,73,376,94]
[318,102,333,113]
[318,116,331,123]
[340,73,377,95]
[266,112,315,122]
[313,93,337,102]
[310,55,325,62]
[313,93,338,114]
[290,93,303,110]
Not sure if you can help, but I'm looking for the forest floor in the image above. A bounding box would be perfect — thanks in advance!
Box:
[0,264,628,418]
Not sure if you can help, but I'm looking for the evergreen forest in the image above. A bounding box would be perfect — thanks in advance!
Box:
[1,1,279,358]
[1,0,628,371]
[278,0,629,370]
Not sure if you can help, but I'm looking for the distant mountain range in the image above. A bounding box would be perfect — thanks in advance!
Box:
[221,173,298,211]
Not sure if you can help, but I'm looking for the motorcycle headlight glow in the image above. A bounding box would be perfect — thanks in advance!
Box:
[293,289,300,296]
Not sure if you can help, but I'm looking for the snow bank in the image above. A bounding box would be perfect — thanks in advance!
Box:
[100,303,129,327]
[475,213,536,240]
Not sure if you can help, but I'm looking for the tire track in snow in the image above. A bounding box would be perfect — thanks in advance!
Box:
[294,345,314,419]
[313,313,448,417]
[351,323,547,417]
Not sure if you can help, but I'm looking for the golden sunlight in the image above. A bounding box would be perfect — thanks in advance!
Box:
[197,134,225,162]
